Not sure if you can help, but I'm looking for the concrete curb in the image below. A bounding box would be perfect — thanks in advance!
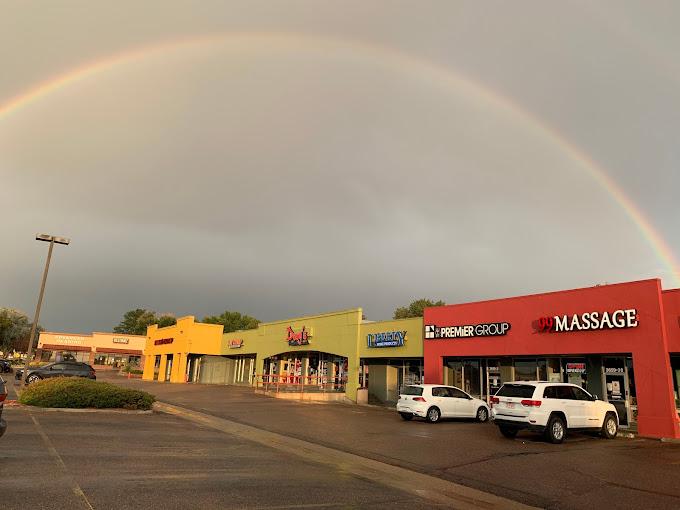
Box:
[154,401,541,510]
[4,403,153,414]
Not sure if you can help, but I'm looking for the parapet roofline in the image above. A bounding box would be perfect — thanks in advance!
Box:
[427,278,664,312]
[151,316,224,332]
[219,308,364,334]
[40,332,93,337]
[92,331,146,337]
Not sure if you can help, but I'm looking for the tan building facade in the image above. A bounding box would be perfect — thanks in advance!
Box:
[37,331,146,369]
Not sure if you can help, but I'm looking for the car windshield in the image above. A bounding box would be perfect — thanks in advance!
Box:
[496,384,535,398]
[402,386,423,396]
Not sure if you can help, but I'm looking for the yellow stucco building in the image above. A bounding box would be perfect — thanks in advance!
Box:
[142,309,423,404]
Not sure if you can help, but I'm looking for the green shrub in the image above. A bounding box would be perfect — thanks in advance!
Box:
[121,364,143,375]
[19,378,155,410]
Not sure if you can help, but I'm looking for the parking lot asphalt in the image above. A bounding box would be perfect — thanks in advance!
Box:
[0,405,437,509]
[102,373,680,510]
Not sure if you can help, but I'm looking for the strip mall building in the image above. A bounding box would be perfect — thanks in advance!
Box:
[142,278,680,439]
[424,279,680,439]
[37,331,146,369]
[142,310,423,405]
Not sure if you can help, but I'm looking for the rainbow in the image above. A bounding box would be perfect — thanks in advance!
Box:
[1,32,678,286]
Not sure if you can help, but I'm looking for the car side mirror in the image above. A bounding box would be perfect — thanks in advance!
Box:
[592,394,598,401]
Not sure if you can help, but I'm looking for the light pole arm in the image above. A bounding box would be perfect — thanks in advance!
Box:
[21,240,54,388]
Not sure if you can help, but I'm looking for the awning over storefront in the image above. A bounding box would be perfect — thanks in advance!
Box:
[40,344,91,352]
[94,347,143,355]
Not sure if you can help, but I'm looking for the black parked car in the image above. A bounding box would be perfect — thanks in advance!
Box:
[15,362,96,384]
[0,377,7,438]
[0,360,12,373]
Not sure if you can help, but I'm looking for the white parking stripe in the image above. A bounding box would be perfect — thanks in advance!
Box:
[30,413,95,510]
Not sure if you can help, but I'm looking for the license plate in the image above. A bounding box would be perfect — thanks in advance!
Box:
[506,402,515,409]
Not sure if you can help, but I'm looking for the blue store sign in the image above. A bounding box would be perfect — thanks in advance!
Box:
[367,331,406,348]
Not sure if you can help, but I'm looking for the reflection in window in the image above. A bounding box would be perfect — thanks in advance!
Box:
[514,359,537,381]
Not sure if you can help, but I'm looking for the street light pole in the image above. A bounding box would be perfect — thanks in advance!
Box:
[20,234,70,388]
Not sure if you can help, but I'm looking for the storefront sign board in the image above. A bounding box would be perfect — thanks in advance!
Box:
[367,331,406,348]
[536,309,638,333]
[424,322,510,340]
[286,326,310,346]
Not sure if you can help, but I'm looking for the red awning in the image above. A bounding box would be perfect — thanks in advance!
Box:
[94,348,143,355]
[39,344,92,352]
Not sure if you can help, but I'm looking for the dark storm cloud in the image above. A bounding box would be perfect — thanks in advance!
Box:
[1,1,678,332]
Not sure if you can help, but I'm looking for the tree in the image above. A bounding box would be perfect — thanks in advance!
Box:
[393,299,446,319]
[202,311,260,333]
[0,308,41,353]
[113,309,176,335]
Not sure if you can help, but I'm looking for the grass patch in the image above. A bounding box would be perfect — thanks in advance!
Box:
[19,378,155,410]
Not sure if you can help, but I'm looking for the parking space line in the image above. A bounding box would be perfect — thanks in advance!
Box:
[30,413,95,510]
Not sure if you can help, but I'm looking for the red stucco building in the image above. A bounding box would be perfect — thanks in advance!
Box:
[423,279,680,439]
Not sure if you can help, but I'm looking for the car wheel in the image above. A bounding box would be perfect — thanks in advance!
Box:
[545,415,566,444]
[499,426,518,439]
[476,407,489,422]
[399,412,414,421]
[601,412,618,439]
[27,374,42,384]
[425,407,441,423]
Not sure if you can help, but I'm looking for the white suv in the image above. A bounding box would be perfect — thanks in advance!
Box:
[490,382,619,443]
[396,384,490,423]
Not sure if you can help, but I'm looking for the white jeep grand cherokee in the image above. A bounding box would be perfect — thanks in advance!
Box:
[490,382,619,443]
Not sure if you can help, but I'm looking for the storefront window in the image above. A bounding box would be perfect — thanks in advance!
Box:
[404,360,423,386]
[261,352,347,392]
[563,358,587,388]
[463,359,481,397]
[500,359,513,387]
[444,360,463,388]
[54,351,90,363]
[547,358,562,382]
[513,359,537,381]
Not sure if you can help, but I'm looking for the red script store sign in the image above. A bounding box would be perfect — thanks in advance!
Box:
[535,309,638,333]
[286,326,310,346]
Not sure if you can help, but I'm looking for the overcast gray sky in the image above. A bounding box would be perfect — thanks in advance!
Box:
[1,1,679,333]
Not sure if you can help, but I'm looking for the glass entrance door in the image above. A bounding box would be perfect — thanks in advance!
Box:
[605,372,628,427]
[603,358,630,427]
[165,354,173,382]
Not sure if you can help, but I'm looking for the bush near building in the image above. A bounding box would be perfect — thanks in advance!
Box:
[122,363,144,375]
[19,378,155,410]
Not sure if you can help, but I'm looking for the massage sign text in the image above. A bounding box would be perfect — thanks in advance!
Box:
[535,309,638,333]
[425,322,511,339]
[286,326,310,346]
